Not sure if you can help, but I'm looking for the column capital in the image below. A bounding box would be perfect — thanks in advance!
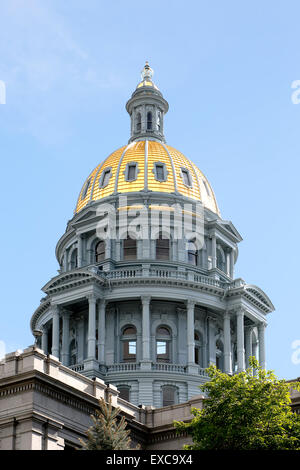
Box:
[224,310,231,319]
[141,295,151,305]
[86,294,97,304]
[61,308,71,317]
[186,299,196,309]
[51,303,60,315]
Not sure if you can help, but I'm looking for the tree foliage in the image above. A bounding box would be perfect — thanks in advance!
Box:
[79,396,139,450]
[175,357,300,450]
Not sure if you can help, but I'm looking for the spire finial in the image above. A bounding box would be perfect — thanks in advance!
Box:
[141,61,153,81]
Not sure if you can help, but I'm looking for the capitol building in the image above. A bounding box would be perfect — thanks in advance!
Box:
[30,62,274,407]
[0,63,279,450]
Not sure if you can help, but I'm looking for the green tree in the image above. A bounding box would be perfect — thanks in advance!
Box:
[79,396,139,450]
[175,357,300,450]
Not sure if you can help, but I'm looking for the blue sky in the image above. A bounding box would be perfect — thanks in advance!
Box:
[0,0,299,379]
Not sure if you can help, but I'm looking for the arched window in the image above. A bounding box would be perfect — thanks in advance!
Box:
[136,112,141,132]
[194,331,202,366]
[95,240,105,262]
[70,249,78,269]
[217,247,226,272]
[122,326,137,362]
[147,112,152,130]
[156,326,171,363]
[123,236,137,260]
[156,233,169,260]
[162,385,177,407]
[118,385,130,402]
[188,240,198,266]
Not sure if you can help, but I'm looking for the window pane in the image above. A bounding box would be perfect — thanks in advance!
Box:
[156,235,169,260]
[157,341,166,355]
[124,237,137,260]
[96,240,105,262]
[156,164,164,181]
[128,341,136,354]
[163,386,175,407]
[182,169,191,186]
[147,112,152,130]
[119,387,130,401]
[123,326,136,336]
[82,179,91,199]
[101,170,111,187]
[127,165,136,181]
[157,327,170,336]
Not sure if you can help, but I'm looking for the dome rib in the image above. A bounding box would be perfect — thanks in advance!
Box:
[161,142,178,193]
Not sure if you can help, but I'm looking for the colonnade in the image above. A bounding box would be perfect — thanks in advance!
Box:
[41,299,266,372]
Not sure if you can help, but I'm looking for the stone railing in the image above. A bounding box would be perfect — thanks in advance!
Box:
[69,363,84,372]
[152,363,187,373]
[104,265,227,289]
[106,363,140,373]
[198,366,210,377]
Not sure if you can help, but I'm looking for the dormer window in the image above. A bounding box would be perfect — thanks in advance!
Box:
[181,168,192,187]
[125,162,138,182]
[153,162,167,182]
[81,178,91,200]
[147,112,152,130]
[99,168,112,188]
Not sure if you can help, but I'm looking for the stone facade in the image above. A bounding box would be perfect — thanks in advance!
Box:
[0,347,203,450]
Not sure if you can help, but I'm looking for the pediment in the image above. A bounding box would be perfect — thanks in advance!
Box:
[42,269,105,294]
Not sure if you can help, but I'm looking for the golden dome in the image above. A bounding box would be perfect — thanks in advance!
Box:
[75,140,220,215]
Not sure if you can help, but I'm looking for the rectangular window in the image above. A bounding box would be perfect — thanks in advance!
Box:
[157,341,167,355]
[182,169,191,187]
[128,341,136,355]
[127,164,137,181]
[123,340,136,361]
[156,164,165,181]
[156,341,169,362]
[100,169,111,188]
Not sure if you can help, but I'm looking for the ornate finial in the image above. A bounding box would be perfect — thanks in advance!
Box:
[141,61,153,81]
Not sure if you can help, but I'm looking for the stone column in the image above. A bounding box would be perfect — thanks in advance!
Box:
[208,317,216,365]
[245,326,253,369]
[211,234,217,269]
[141,296,151,368]
[226,250,231,277]
[97,299,106,363]
[77,234,83,268]
[41,326,48,354]
[87,295,97,359]
[258,322,266,369]
[76,317,84,363]
[61,311,70,366]
[63,252,68,272]
[223,311,232,374]
[236,309,245,372]
[52,305,60,359]
[187,300,195,365]
[230,249,235,278]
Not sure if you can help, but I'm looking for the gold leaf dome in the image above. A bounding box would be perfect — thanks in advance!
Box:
[75,140,220,215]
